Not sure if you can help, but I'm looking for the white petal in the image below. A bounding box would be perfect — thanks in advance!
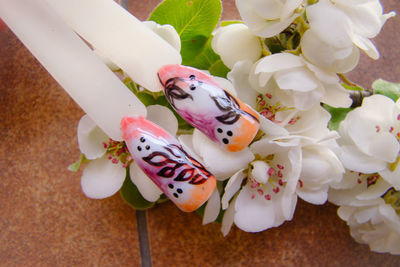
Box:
[347,108,399,162]
[274,67,318,92]
[379,204,400,230]
[307,0,354,48]
[222,169,246,209]
[203,188,221,225]
[236,0,299,38]
[281,0,303,20]
[338,1,384,38]
[259,116,289,136]
[379,167,400,190]
[354,206,378,224]
[255,14,300,38]
[213,76,237,96]
[255,53,304,75]
[297,186,328,205]
[356,178,391,200]
[351,34,379,59]
[228,60,259,108]
[221,196,237,237]
[81,156,126,199]
[340,144,386,172]
[301,29,360,73]
[337,205,355,221]
[77,114,108,160]
[322,83,352,107]
[252,0,282,19]
[193,130,254,180]
[146,105,178,136]
[130,162,162,202]
[212,24,261,69]
[234,185,277,232]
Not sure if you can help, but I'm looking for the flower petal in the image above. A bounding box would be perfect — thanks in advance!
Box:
[255,53,304,76]
[307,0,353,48]
[77,114,108,160]
[352,34,379,59]
[301,29,360,73]
[130,162,162,202]
[340,144,386,172]
[81,156,126,199]
[297,186,328,205]
[234,185,277,232]
[221,196,237,237]
[212,24,261,69]
[228,60,259,108]
[203,188,221,225]
[274,67,319,92]
[222,169,246,209]
[192,129,254,180]
[322,83,352,107]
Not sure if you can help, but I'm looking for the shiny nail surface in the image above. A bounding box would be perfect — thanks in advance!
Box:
[121,116,216,212]
[158,64,260,152]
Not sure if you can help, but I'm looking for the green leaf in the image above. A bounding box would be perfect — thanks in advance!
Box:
[323,104,353,131]
[372,79,400,102]
[189,37,230,78]
[220,20,244,27]
[342,83,364,91]
[120,169,155,210]
[68,154,88,172]
[149,0,222,65]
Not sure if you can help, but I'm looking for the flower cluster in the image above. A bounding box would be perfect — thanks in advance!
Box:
[204,1,396,253]
[70,0,398,255]
[328,95,400,254]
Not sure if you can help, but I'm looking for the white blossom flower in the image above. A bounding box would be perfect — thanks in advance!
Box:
[301,28,360,73]
[212,23,262,68]
[338,94,400,189]
[329,171,400,254]
[304,0,395,65]
[229,56,351,112]
[342,202,400,255]
[230,138,301,232]
[235,0,303,38]
[78,105,178,201]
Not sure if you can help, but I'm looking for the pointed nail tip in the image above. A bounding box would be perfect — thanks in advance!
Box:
[120,116,143,139]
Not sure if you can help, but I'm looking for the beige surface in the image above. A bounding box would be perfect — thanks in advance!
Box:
[1,0,400,266]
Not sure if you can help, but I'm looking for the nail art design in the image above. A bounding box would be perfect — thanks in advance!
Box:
[121,116,216,212]
[158,64,260,152]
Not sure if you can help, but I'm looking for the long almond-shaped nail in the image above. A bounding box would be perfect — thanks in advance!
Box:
[158,64,260,152]
[121,116,216,212]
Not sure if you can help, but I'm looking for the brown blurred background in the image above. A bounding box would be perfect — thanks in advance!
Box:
[1,0,399,266]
